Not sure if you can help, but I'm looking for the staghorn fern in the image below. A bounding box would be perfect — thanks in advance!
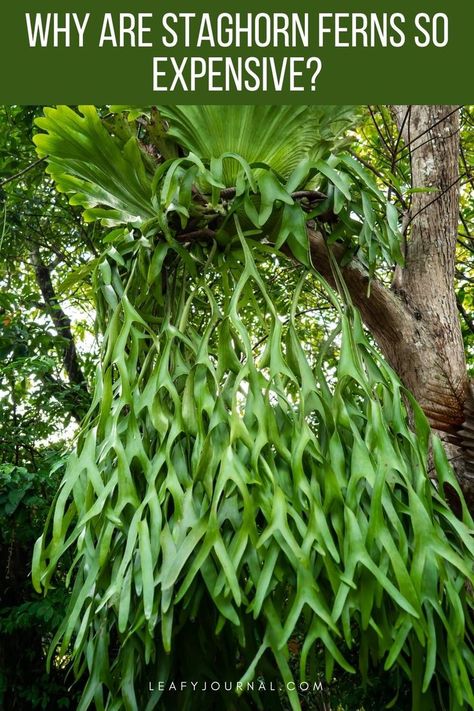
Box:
[32,106,474,711]
[157,104,357,184]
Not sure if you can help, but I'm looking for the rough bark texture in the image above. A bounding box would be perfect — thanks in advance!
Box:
[307,105,473,509]
[391,105,467,431]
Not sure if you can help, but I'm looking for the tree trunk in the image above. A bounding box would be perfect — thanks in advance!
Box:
[30,245,90,422]
[307,105,474,509]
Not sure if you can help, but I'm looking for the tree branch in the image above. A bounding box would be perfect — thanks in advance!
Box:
[40,371,88,424]
[457,297,474,334]
[0,157,47,188]
[392,105,460,287]
[305,228,420,365]
[30,246,89,418]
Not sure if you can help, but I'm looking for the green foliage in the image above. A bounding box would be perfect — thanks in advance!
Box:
[0,106,97,433]
[0,461,80,710]
[34,106,156,228]
[32,106,474,711]
[0,287,85,455]
[338,105,474,361]
[457,106,474,372]
[0,105,94,711]
[158,105,357,184]
[33,106,402,277]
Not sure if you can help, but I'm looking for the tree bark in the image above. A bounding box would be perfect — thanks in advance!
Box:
[307,105,473,508]
[390,105,467,430]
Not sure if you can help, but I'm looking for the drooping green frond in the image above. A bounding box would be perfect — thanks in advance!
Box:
[32,106,474,711]
[33,218,474,711]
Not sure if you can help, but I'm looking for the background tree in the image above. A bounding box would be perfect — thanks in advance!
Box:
[0,106,92,709]
[306,105,474,507]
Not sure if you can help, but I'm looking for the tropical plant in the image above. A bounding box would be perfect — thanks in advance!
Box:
[31,105,473,711]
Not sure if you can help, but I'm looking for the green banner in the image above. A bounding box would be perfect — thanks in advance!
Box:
[0,0,471,103]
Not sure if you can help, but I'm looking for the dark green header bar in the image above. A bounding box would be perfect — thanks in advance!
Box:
[0,0,472,103]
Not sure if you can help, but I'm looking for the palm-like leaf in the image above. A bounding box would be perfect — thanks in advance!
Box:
[159,104,357,185]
